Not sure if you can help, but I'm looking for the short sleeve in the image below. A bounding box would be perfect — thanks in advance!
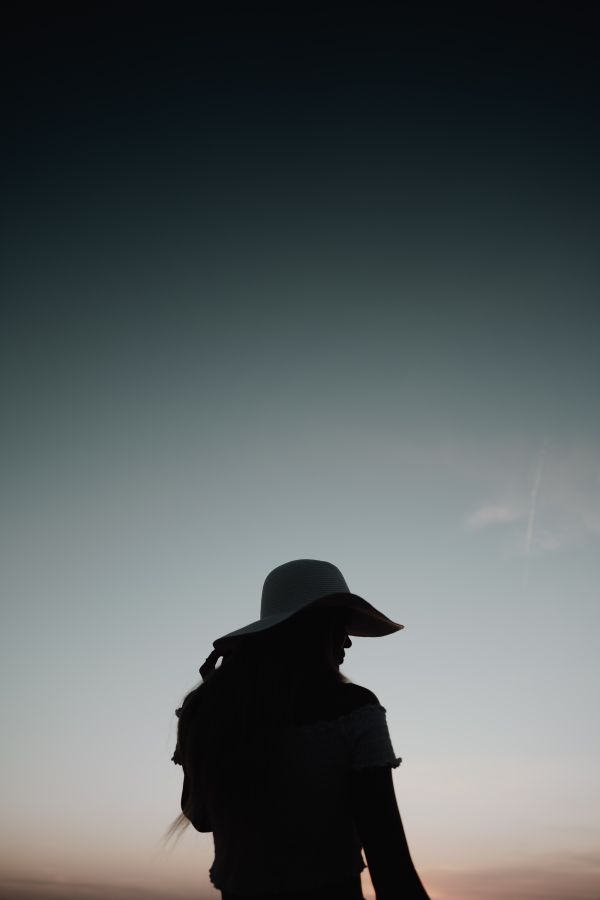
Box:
[342,704,402,770]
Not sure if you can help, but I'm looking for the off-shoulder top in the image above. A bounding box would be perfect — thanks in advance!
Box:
[206,690,401,895]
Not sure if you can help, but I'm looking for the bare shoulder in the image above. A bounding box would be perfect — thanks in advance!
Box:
[337,682,381,714]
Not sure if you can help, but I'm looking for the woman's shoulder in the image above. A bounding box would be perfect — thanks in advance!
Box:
[291,680,380,726]
[334,682,381,716]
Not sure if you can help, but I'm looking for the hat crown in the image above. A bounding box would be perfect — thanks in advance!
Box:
[260,559,350,620]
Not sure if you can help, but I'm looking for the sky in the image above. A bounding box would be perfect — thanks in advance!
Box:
[1,7,600,900]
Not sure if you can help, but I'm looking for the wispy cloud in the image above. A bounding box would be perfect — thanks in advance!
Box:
[462,441,600,556]
[466,504,523,529]
[524,442,547,558]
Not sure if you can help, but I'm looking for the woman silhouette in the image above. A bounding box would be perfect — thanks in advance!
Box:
[171,559,431,900]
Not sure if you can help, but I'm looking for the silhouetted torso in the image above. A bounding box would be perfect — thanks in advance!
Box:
[213,681,397,900]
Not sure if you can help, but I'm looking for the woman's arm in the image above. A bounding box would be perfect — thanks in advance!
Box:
[181,765,212,832]
[350,766,431,900]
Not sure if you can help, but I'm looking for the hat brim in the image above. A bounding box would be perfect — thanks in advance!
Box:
[212,592,403,653]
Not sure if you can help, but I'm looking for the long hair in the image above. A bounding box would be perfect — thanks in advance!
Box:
[167,605,352,840]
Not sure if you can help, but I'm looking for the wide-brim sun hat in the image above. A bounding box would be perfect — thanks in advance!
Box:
[208,559,403,666]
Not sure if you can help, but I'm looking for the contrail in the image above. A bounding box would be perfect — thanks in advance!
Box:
[524,442,547,558]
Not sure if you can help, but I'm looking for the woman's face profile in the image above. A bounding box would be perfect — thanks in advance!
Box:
[274,607,352,668]
[331,618,352,666]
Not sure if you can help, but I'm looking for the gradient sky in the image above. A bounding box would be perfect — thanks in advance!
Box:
[2,8,600,900]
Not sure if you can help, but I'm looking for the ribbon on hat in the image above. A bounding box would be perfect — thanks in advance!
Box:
[199,648,221,680]
[171,648,226,765]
